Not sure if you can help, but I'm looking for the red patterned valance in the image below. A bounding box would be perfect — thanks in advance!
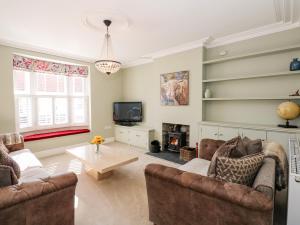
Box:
[13,54,89,77]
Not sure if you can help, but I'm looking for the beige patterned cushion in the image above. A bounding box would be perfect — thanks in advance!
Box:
[207,136,247,177]
[215,153,264,186]
[0,140,9,153]
[0,143,21,178]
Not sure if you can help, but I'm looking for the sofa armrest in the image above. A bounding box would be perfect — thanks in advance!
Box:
[145,164,272,211]
[0,172,78,210]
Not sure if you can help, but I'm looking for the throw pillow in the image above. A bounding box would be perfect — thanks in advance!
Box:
[229,136,247,158]
[207,136,247,177]
[215,153,264,186]
[0,140,9,153]
[243,137,262,155]
[0,164,19,185]
[0,143,21,178]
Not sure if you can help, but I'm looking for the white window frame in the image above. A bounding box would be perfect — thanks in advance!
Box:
[14,70,90,133]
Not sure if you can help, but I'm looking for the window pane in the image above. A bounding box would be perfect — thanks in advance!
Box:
[38,97,53,126]
[14,70,30,94]
[72,98,85,123]
[71,77,85,96]
[55,98,68,124]
[35,73,67,95]
[17,97,32,129]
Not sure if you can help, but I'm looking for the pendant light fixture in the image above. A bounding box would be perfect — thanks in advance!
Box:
[95,20,121,75]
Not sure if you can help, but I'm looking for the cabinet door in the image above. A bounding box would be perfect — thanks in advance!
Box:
[218,127,239,141]
[115,127,128,143]
[267,131,295,157]
[240,128,266,141]
[130,130,148,149]
[200,125,219,140]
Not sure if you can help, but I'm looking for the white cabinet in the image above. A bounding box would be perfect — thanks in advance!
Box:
[200,125,238,140]
[114,125,154,150]
[129,130,148,149]
[200,125,218,139]
[218,127,239,140]
[199,122,300,156]
[239,128,267,140]
[115,126,128,143]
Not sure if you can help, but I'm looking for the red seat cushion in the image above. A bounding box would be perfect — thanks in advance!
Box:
[24,129,90,142]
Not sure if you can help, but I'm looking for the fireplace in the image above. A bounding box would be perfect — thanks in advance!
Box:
[168,132,186,152]
[162,123,189,152]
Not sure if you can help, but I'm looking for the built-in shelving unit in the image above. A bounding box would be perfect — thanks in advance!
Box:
[203,44,300,65]
[202,41,300,125]
[203,71,300,83]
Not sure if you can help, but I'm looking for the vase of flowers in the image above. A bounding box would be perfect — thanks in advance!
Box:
[91,135,105,153]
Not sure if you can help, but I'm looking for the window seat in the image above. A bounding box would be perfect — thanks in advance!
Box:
[24,129,90,142]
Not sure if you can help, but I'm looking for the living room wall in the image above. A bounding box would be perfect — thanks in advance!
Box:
[122,48,203,146]
[0,44,123,152]
[122,27,300,147]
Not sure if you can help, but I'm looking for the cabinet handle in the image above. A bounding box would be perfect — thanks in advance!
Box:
[219,133,223,136]
[214,133,218,136]
[136,135,140,137]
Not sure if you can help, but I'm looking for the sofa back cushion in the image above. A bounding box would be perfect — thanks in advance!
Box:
[243,137,262,155]
[0,143,21,179]
[199,139,225,161]
[215,153,264,186]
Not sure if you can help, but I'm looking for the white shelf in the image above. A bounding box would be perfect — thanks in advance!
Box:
[202,71,300,83]
[203,44,300,65]
[202,96,300,101]
[198,121,300,133]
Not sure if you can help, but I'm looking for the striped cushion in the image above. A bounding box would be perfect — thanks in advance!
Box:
[4,133,22,145]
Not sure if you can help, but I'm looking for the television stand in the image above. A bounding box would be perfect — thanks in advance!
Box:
[117,122,137,127]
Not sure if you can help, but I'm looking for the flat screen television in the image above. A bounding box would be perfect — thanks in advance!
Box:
[113,102,142,124]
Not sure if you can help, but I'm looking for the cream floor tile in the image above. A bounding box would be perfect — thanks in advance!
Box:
[41,142,179,225]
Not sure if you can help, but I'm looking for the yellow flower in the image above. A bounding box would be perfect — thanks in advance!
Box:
[90,135,105,145]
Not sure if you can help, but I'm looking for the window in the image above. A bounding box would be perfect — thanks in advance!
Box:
[13,55,89,132]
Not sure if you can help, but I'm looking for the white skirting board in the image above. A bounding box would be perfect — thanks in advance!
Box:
[34,137,115,159]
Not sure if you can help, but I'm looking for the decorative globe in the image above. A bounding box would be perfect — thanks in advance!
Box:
[277,101,300,120]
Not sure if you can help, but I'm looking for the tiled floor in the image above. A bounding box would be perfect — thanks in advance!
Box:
[41,142,178,225]
[41,141,287,225]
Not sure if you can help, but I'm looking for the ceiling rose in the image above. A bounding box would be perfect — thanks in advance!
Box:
[82,10,130,32]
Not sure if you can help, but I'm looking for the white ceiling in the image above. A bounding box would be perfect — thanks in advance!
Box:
[0,0,299,66]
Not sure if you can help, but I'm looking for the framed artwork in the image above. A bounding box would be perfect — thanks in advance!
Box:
[160,71,189,106]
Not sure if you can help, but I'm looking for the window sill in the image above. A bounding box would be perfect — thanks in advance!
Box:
[23,129,90,142]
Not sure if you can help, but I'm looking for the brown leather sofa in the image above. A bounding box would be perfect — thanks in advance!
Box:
[0,134,78,225]
[145,139,276,225]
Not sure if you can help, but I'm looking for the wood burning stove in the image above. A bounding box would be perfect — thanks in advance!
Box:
[167,132,186,152]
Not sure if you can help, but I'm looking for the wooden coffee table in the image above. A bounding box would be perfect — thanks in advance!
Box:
[66,144,138,180]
